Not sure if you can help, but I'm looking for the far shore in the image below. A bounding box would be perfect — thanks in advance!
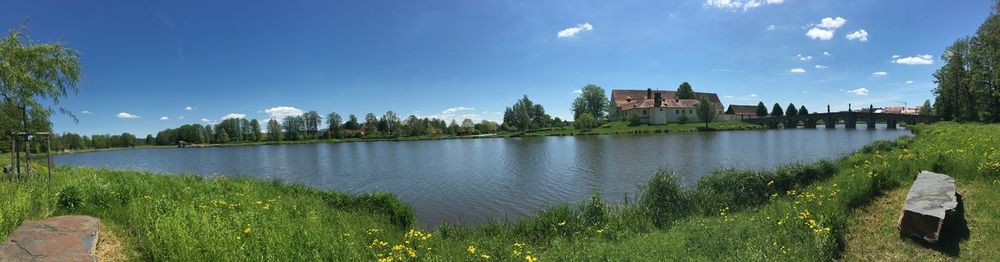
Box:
[54,120,764,154]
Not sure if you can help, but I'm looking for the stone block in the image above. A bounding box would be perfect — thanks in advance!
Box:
[0,215,100,262]
[897,171,958,243]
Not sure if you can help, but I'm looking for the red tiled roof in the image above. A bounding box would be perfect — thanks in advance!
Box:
[612,89,724,110]
[727,105,758,115]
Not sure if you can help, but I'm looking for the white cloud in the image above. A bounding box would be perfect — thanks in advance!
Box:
[766,25,777,30]
[817,17,847,29]
[185,106,195,111]
[892,54,901,59]
[823,51,832,56]
[806,28,834,41]
[906,80,915,84]
[847,88,869,96]
[557,23,594,38]
[704,0,784,11]
[178,116,185,120]
[221,113,247,120]
[872,71,888,77]
[442,106,475,115]
[797,54,813,61]
[81,110,93,115]
[893,55,934,65]
[789,68,806,73]
[417,106,495,122]
[159,116,169,120]
[723,95,735,98]
[201,118,211,123]
[263,106,304,119]
[749,94,758,98]
[573,89,583,94]
[117,112,140,119]
[845,29,868,42]
[814,64,829,69]
[806,17,846,41]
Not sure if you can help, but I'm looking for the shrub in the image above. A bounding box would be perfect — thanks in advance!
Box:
[640,169,691,228]
[57,186,83,211]
[696,169,773,210]
[579,191,609,226]
[574,113,598,131]
[358,192,415,229]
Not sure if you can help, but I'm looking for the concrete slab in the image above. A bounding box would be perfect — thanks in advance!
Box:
[0,215,100,262]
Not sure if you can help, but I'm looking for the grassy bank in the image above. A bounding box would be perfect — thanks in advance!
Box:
[510,120,762,137]
[1,123,995,260]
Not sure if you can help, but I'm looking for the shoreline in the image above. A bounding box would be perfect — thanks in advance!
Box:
[57,120,764,153]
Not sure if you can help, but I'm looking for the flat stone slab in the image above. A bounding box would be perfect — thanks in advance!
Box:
[898,171,958,243]
[0,215,100,262]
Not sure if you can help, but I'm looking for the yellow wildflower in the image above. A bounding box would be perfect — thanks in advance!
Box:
[467,245,477,254]
[480,254,492,260]
[525,254,538,262]
[244,226,252,234]
[557,221,566,226]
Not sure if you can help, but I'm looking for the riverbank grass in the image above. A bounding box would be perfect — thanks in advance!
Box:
[1,122,997,260]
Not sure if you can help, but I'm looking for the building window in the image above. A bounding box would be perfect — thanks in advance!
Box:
[642,110,647,115]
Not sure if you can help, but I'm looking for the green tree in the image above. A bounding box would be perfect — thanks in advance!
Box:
[920,100,934,116]
[503,95,549,132]
[383,111,400,136]
[365,113,379,134]
[267,118,282,141]
[571,84,609,120]
[145,134,154,145]
[695,96,717,128]
[345,114,360,130]
[249,119,262,141]
[326,112,341,138]
[676,82,695,99]
[799,105,809,115]
[477,120,498,134]
[0,25,82,143]
[302,111,321,139]
[933,38,973,121]
[574,112,597,131]
[786,103,798,116]
[755,102,768,117]
[770,103,784,117]
[626,110,642,126]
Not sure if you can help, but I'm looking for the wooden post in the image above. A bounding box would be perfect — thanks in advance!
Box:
[26,135,31,174]
[14,134,20,180]
[8,134,13,181]
[47,135,52,186]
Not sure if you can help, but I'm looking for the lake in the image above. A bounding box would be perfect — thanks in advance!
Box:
[55,126,909,227]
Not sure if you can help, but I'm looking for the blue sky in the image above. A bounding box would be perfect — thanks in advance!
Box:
[1,0,993,136]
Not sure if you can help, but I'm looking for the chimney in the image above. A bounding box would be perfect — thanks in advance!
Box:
[647,88,652,99]
[654,92,662,107]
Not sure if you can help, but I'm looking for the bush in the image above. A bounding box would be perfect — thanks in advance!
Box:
[627,111,642,126]
[574,113,598,131]
[579,191,609,226]
[358,192,415,229]
[57,186,83,211]
[696,169,774,210]
[640,169,691,228]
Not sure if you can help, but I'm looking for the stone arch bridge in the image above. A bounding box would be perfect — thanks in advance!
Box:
[742,112,938,129]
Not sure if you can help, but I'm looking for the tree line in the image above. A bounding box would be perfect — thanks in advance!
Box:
[753,102,809,117]
[148,110,502,146]
[931,3,1000,123]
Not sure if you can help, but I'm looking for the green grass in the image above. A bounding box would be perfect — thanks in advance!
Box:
[512,120,762,137]
[0,122,996,261]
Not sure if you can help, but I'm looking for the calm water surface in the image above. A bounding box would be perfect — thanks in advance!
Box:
[55,126,909,227]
